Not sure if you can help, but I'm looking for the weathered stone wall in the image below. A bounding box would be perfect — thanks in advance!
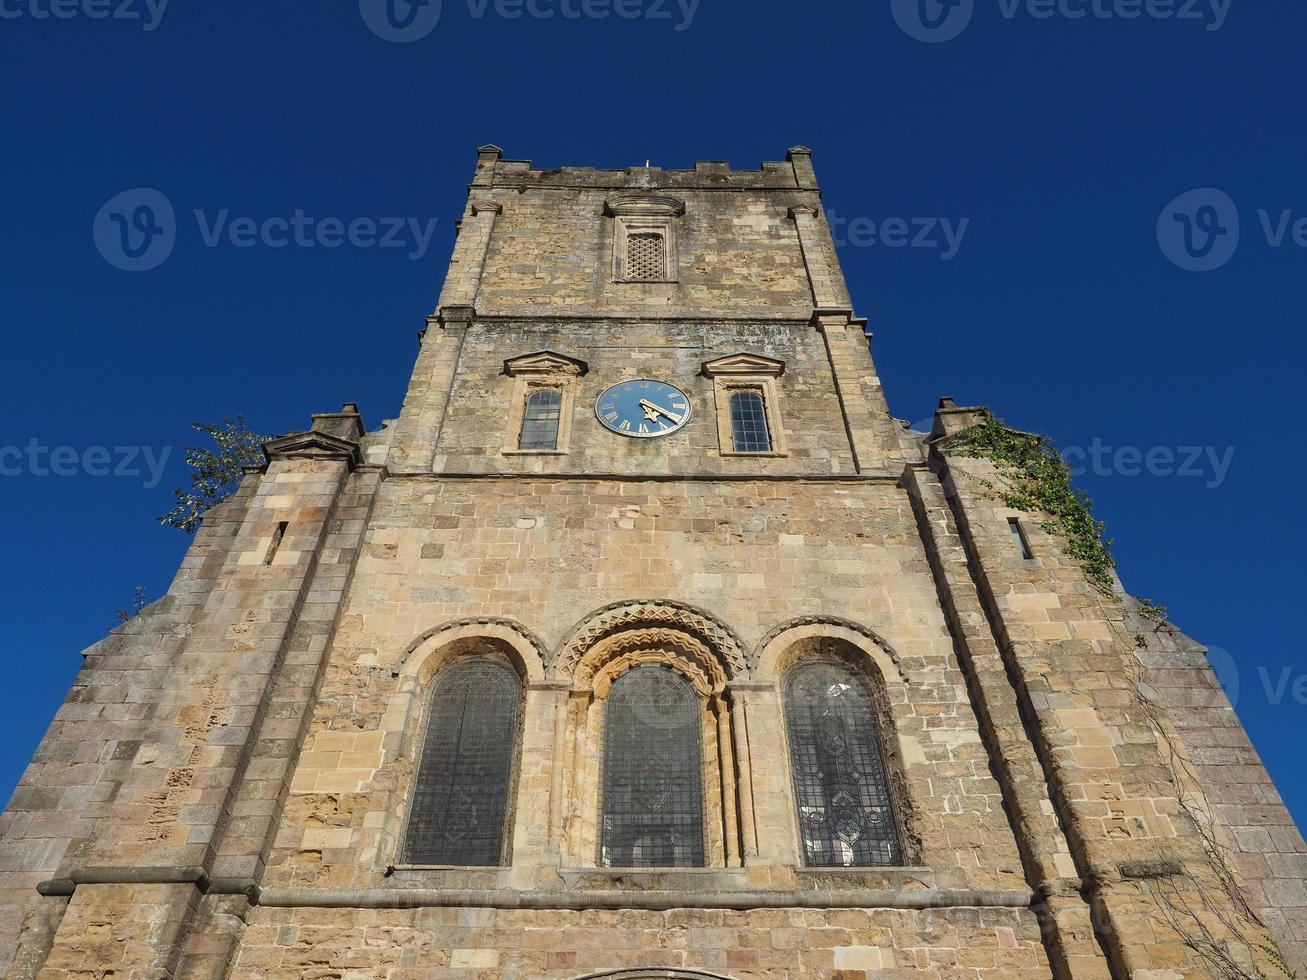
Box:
[925,414,1284,978]
[0,480,252,977]
[226,905,1051,978]
[273,475,1028,896]
[431,319,858,477]
[1128,597,1307,972]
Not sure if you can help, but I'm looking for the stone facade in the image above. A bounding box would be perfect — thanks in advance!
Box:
[1,146,1303,979]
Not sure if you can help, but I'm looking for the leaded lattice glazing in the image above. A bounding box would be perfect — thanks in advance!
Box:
[627,232,666,280]
[403,658,521,866]
[729,390,772,452]
[601,665,705,868]
[519,388,562,451]
[784,661,902,867]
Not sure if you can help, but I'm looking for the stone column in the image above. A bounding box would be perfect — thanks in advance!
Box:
[729,692,759,863]
[715,696,741,868]
[547,686,570,856]
[565,691,591,864]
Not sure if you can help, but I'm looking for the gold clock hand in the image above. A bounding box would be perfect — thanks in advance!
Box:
[639,399,684,424]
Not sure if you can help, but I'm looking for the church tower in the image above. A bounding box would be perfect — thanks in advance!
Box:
[2,146,1303,978]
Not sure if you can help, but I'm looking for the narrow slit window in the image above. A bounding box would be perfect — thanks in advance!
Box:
[729,390,772,453]
[519,388,562,451]
[626,232,666,281]
[264,522,288,565]
[1008,518,1034,560]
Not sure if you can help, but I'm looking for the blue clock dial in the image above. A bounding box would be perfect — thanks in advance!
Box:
[595,379,693,439]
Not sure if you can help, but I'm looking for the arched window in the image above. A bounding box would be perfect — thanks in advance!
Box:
[729,390,772,452]
[404,658,522,866]
[601,665,704,868]
[784,661,901,867]
[519,388,562,451]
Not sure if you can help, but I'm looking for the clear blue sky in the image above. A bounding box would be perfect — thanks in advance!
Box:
[2,2,1303,827]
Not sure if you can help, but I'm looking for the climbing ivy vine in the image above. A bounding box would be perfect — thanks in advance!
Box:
[947,408,1116,591]
[945,408,1176,647]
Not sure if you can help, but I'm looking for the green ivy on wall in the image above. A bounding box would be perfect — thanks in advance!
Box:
[946,407,1118,593]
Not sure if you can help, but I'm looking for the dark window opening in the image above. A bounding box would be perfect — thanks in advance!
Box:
[264,522,288,566]
[601,665,704,868]
[403,658,522,866]
[1008,518,1034,560]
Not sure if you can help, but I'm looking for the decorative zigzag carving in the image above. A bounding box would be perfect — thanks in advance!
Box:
[553,599,746,679]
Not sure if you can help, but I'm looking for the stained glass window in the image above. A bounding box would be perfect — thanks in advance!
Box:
[784,661,902,867]
[601,665,704,868]
[519,388,562,451]
[729,390,772,452]
[403,658,521,866]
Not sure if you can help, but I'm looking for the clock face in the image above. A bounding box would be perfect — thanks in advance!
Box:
[595,379,693,438]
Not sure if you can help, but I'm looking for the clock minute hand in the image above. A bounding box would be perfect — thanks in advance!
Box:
[639,399,684,424]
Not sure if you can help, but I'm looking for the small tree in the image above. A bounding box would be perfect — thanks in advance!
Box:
[160,417,271,533]
[114,585,148,625]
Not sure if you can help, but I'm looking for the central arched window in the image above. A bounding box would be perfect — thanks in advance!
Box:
[403,658,522,866]
[784,661,901,867]
[600,665,704,868]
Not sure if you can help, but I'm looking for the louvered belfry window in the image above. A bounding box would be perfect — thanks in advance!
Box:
[784,661,902,867]
[404,658,521,866]
[626,232,666,281]
[601,665,705,868]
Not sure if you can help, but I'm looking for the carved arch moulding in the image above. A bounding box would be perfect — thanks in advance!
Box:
[752,615,906,685]
[392,616,548,685]
[551,599,748,682]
